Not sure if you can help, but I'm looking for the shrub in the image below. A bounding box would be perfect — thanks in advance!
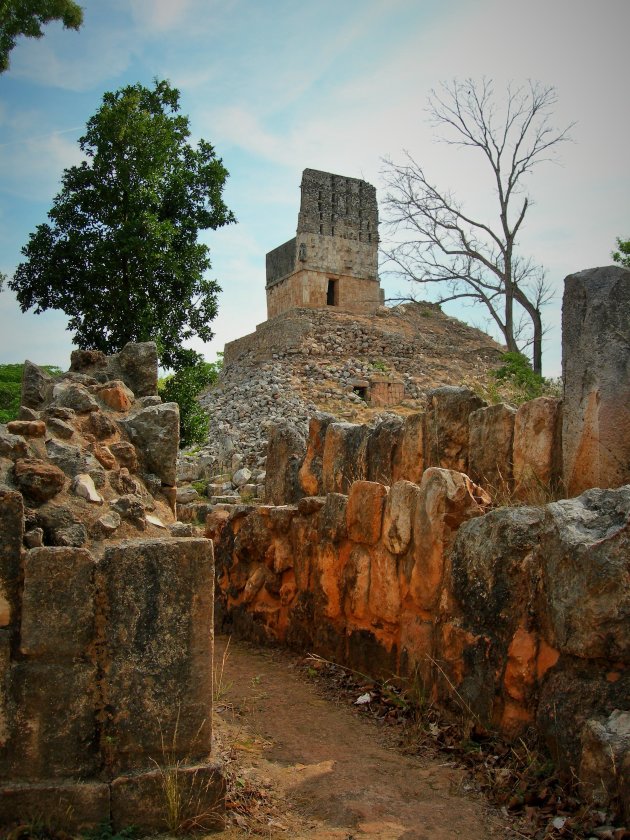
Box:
[159,359,221,448]
[491,352,551,404]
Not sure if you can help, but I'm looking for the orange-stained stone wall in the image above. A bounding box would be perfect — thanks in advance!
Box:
[213,475,630,768]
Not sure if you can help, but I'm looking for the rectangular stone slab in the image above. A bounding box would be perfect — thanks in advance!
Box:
[98,537,214,772]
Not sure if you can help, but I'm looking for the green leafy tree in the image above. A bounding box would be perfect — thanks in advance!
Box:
[9,79,235,370]
[612,237,630,268]
[159,358,221,448]
[0,0,83,72]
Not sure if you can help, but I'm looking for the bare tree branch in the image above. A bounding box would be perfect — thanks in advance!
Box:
[381,78,573,374]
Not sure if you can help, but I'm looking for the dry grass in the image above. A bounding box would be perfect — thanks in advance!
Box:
[151,712,223,833]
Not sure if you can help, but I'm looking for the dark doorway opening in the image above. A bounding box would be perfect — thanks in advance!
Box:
[353,385,368,400]
[327,279,338,306]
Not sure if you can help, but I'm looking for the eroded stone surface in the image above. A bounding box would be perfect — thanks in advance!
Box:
[118,402,179,486]
[98,538,215,772]
[13,458,65,502]
[562,265,630,494]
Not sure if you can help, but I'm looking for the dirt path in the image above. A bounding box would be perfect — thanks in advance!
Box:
[212,635,515,839]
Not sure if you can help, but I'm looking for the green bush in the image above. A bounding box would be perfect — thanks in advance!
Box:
[491,352,550,404]
[159,358,221,448]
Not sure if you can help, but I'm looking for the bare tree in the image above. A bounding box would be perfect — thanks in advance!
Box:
[382,79,573,374]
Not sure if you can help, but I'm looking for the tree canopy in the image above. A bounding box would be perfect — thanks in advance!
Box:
[382,79,573,375]
[0,0,83,72]
[10,79,235,370]
[612,237,630,268]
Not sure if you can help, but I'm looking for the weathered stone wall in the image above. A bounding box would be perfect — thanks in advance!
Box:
[266,268,382,319]
[267,388,563,505]
[212,479,629,815]
[211,266,630,817]
[0,344,223,833]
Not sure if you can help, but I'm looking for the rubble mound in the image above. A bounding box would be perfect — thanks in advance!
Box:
[192,303,504,482]
[0,343,183,555]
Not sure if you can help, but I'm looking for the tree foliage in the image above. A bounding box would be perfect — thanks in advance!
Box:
[382,79,573,375]
[159,358,221,448]
[0,0,83,72]
[612,237,630,268]
[10,79,235,370]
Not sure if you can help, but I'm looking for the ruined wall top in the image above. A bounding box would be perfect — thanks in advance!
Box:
[297,168,378,243]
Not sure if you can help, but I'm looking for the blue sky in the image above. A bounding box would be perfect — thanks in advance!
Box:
[0,0,628,376]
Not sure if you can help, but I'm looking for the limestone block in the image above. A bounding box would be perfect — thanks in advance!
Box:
[13,458,65,503]
[89,442,116,469]
[83,409,118,440]
[98,538,214,772]
[20,360,56,409]
[536,663,630,776]
[177,485,200,503]
[6,420,45,437]
[205,508,231,542]
[345,545,371,621]
[425,386,485,473]
[45,437,105,484]
[18,406,39,420]
[46,416,75,439]
[410,468,488,612]
[118,402,180,485]
[318,492,348,544]
[298,412,336,496]
[366,415,403,484]
[72,473,103,503]
[322,422,370,494]
[381,480,421,555]
[562,265,630,494]
[52,382,99,413]
[0,488,23,628]
[513,396,562,499]
[96,380,134,412]
[264,421,306,505]
[110,341,159,397]
[451,505,545,642]
[346,481,387,545]
[537,486,630,659]
[20,547,95,660]
[110,761,225,833]
[0,781,109,831]
[368,544,400,624]
[232,467,252,488]
[5,661,98,779]
[393,412,425,484]
[579,710,630,816]
[468,402,516,489]
[0,428,27,460]
[296,495,326,515]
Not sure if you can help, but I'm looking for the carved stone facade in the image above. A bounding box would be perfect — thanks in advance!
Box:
[266,169,384,318]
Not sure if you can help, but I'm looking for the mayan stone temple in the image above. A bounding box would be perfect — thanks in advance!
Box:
[265,168,384,318]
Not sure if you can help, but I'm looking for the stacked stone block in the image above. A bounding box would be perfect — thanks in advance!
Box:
[0,344,223,832]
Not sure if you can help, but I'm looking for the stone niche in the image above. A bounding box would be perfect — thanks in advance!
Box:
[265,168,384,319]
[349,374,405,408]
